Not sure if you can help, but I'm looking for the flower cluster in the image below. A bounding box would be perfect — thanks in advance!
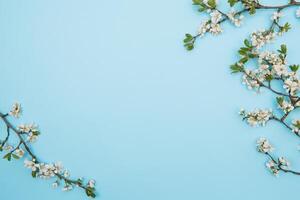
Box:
[0,103,97,198]
[256,137,274,153]
[256,138,296,176]
[276,97,294,114]
[239,109,273,127]
[250,30,275,50]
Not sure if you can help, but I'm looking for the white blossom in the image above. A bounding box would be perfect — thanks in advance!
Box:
[257,137,274,153]
[271,12,283,21]
[283,77,300,95]
[27,132,38,143]
[278,157,290,170]
[251,30,275,49]
[210,10,222,24]
[266,160,279,176]
[3,144,14,151]
[240,109,273,126]
[278,99,294,113]
[9,103,21,118]
[197,20,210,37]
[88,179,96,188]
[209,23,222,35]
[52,181,59,189]
[24,159,38,171]
[62,185,73,192]
[15,148,25,158]
[228,10,244,27]
[18,123,38,133]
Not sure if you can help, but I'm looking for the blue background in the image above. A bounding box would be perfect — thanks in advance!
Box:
[0,0,300,199]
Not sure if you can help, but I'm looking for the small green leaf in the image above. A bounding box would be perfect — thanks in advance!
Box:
[244,39,251,48]
[3,153,12,161]
[32,170,37,178]
[265,74,273,82]
[228,0,237,7]
[249,6,256,15]
[278,44,287,54]
[276,96,284,105]
[207,0,216,8]
[290,65,299,72]
[12,154,20,160]
[230,63,243,73]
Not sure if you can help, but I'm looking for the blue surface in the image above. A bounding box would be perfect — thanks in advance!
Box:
[0,0,300,199]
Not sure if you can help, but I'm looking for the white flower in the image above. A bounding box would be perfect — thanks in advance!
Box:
[9,102,21,118]
[27,132,38,143]
[228,10,244,27]
[273,64,288,76]
[257,137,274,153]
[197,20,210,37]
[210,10,222,24]
[39,163,56,179]
[64,170,70,178]
[88,179,96,188]
[52,181,59,188]
[3,144,14,151]
[278,157,290,169]
[24,159,38,171]
[15,148,25,158]
[53,161,64,174]
[240,109,273,126]
[266,160,279,176]
[18,123,38,133]
[209,23,222,35]
[284,77,300,95]
[62,185,73,192]
[278,100,294,113]
[251,30,275,49]
[296,7,300,18]
[271,12,283,21]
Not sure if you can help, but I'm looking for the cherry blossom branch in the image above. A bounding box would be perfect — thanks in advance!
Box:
[0,103,97,198]
[184,0,300,50]
[256,138,300,176]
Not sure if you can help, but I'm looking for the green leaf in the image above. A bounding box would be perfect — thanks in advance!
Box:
[228,0,237,7]
[230,63,243,73]
[86,187,96,198]
[183,34,193,43]
[281,22,291,33]
[12,154,20,160]
[239,57,249,64]
[207,0,216,8]
[32,170,37,178]
[184,43,194,51]
[265,74,273,82]
[244,39,251,48]
[290,65,299,72]
[278,44,287,54]
[3,153,12,161]
[192,0,202,5]
[276,96,284,105]
[249,6,256,15]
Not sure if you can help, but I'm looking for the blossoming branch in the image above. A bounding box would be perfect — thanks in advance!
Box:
[0,103,97,198]
[230,27,300,175]
[183,0,300,50]
[256,138,300,176]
